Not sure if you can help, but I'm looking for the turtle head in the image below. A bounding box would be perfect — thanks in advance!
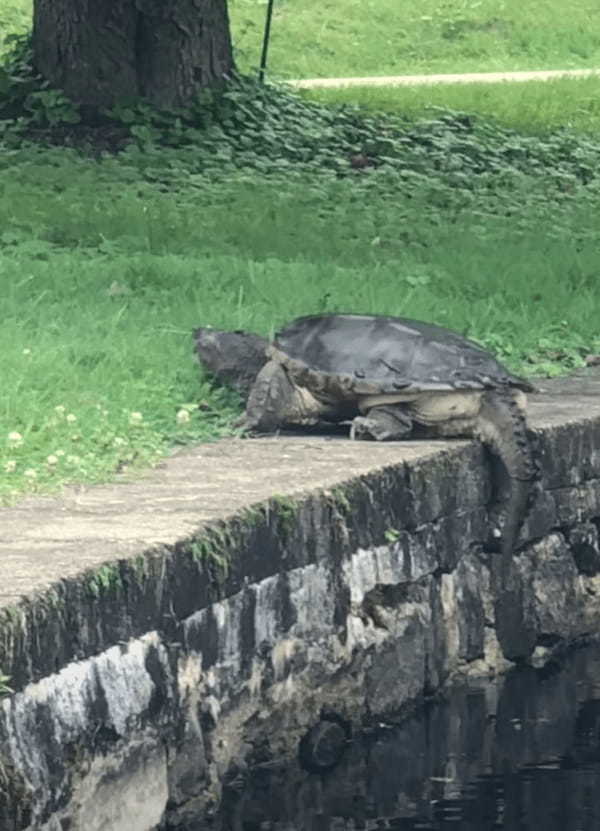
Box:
[194,327,270,400]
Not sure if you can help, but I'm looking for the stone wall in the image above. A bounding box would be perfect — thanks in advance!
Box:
[1,389,600,829]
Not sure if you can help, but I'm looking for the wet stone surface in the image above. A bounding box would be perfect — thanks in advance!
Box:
[213,642,600,831]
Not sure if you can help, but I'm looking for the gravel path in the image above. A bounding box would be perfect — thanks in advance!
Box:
[288,68,600,89]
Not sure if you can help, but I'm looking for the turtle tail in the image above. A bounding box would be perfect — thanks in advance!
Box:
[475,387,538,662]
[475,387,536,552]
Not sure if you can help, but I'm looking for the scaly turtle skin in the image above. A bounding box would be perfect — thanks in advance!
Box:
[195,314,538,662]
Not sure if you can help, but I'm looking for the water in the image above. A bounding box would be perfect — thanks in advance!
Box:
[216,644,600,831]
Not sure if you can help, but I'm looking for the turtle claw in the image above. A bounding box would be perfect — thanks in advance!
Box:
[349,416,372,441]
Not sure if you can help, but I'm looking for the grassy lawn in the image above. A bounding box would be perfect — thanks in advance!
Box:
[2,83,600,501]
[4,0,600,77]
[1,7,600,502]
[2,209,598,503]
[230,0,600,79]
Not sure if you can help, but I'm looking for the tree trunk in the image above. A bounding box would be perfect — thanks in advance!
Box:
[32,0,235,116]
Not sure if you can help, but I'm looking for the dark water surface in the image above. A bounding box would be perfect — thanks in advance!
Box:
[217,644,600,831]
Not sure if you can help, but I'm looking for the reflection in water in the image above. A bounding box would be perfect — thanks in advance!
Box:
[217,645,600,831]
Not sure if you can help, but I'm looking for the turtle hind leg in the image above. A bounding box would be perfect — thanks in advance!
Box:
[350,405,413,441]
[242,360,326,433]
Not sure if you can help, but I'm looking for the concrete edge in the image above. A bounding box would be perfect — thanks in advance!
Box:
[0,463,441,690]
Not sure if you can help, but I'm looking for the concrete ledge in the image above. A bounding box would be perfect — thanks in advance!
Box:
[1,370,600,829]
[0,438,470,689]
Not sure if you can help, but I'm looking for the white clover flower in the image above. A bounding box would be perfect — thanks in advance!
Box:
[71,433,81,442]
[176,409,191,425]
[54,405,66,416]
[66,413,77,423]
[22,348,31,356]
[129,411,143,425]
[4,460,16,473]
[7,431,23,446]
[46,454,59,466]
[23,468,37,479]
[113,436,127,447]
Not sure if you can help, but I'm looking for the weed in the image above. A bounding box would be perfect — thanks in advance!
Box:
[132,554,149,580]
[328,487,352,515]
[240,504,268,528]
[87,564,121,598]
[189,529,231,577]
[0,33,79,125]
[0,672,13,697]
[2,605,22,624]
[269,494,298,538]
[0,2,30,57]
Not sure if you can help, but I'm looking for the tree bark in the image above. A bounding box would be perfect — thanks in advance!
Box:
[32,0,235,116]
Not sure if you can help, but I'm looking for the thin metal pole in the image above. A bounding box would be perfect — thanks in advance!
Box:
[258,0,275,83]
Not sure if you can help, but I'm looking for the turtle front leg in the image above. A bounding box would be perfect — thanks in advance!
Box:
[242,360,326,433]
[350,405,413,441]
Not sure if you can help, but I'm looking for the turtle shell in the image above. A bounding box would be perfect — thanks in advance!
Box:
[270,314,533,398]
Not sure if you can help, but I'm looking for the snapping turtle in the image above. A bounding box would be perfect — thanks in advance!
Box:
[195,314,538,661]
